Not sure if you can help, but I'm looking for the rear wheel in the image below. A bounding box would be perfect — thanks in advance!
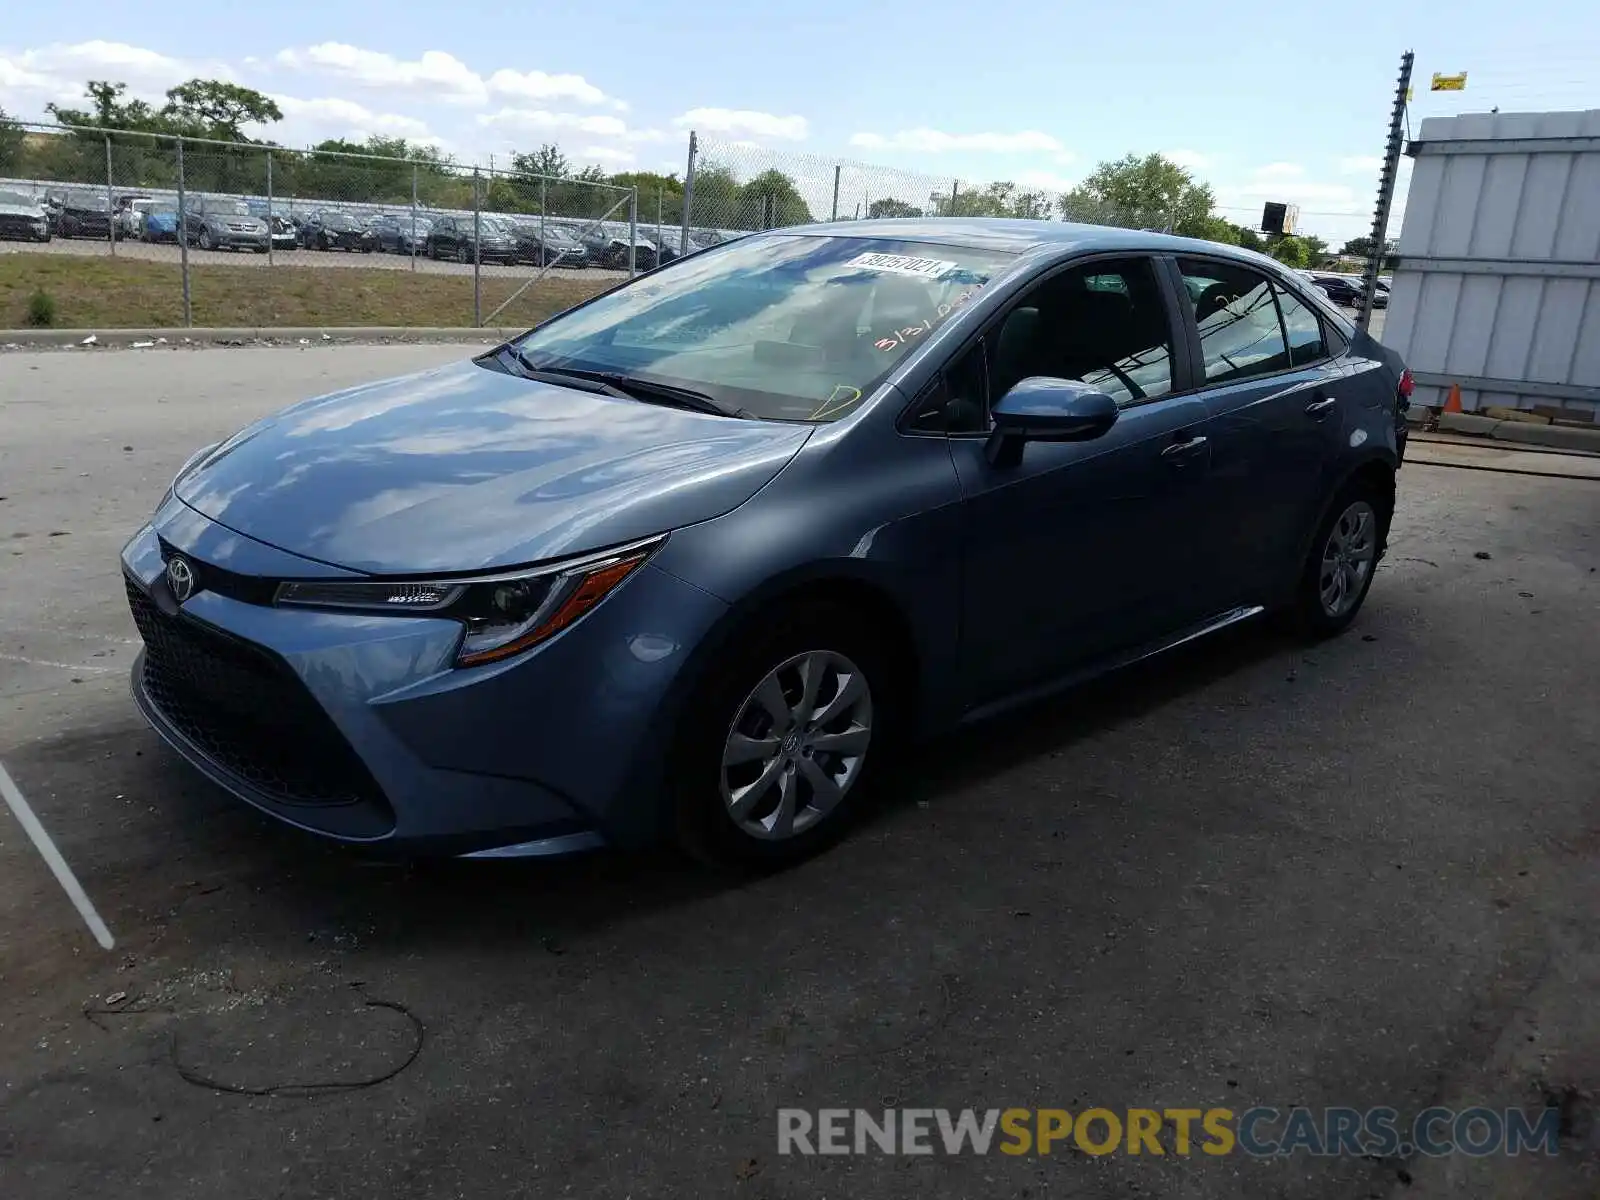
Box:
[198,227,213,251]
[1291,478,1388,638]
[672,601,897,869]
[456,245,469,264]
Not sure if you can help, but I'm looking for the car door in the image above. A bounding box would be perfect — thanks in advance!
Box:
[1169,256,1353,601]
[927,255,1228,706]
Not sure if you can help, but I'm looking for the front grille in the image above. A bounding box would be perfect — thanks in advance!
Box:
[126,578,388,811]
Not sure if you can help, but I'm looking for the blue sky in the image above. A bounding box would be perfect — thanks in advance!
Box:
[2,0,1596,243]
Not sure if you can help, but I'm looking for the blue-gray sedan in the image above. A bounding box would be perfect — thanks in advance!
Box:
[121,219,1413,866]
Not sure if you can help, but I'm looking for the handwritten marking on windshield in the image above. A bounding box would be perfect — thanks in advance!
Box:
[809,385,863,421]
[872,284,986,352]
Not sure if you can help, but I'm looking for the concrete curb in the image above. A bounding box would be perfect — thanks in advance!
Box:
[1406,407,1600,453]
[0,326,524,349]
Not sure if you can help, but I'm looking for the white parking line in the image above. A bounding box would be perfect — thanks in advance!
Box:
[0,652,119,675]
[0,760,116,950]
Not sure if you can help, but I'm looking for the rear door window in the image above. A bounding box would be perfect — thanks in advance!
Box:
[1176,259,1291,385]
[1273,284,1330,366]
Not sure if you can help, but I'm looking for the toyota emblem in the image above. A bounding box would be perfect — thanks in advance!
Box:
[165,555,195,603]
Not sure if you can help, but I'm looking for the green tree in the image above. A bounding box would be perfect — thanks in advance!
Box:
[1339,235,1375,257]
[1298,234,1330,268]
[929,180,1052,220]
[742,168,812,228]
[685,163,744,227]
[609,170,685,224]
[1266,236,1312,268]
[1058,152,1216,232]
[162,80,281,141]
[868,197,923,218]
[513,143,569,180]
[0,107,24,174]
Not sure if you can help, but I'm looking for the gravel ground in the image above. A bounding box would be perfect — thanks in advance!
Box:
[1,233,627,282]
[0,344,1596,1199]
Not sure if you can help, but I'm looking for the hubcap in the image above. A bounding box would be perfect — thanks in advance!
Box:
[720,650,873,841]
[1319,500,1377,618]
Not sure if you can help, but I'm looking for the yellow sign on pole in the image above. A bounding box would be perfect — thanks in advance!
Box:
[1431,72,1468,92]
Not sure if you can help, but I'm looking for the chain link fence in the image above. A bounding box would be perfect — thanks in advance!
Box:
[681,136,1156,238]
[0,118,1248,331]
[0,121,637,330]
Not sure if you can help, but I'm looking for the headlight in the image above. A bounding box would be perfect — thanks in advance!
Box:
[274,536,663,666]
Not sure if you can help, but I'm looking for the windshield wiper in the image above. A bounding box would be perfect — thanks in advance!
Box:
[506,356,751,419]
[490,345,632,398]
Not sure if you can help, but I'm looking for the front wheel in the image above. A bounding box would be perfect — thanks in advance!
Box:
[671,602,896,869]
[1290,479,1388,638]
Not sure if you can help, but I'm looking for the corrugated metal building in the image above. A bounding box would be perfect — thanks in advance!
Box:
[1384,109,1600,423]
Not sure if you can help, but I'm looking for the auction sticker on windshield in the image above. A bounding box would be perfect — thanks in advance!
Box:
[844,252,958,279]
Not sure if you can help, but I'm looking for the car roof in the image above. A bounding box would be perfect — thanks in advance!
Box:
[769,217,1300,272]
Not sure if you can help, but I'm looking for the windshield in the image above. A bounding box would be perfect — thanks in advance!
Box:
[69,193,111,210]
[0,190,34,206]
[514,234,1014,422]
[322,213,358,229]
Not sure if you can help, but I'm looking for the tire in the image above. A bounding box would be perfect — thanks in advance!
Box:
[456,245,469,264]
[1290,476,1390,639]
[198,228,213,251]
[670,600,899,870]
[253,245,268,254]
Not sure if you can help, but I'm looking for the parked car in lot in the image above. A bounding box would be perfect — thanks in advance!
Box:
[183,197,270,253]
[245,200,299,250]
[300,210,377,252]
[0,188,51,243]
[368,212,434,253]
[141,204,180,244]
[53,190,118,239]
[115,194,156,240]
[503,219,588,267]
[580,228,659,270]
[1308,274,1366,308]
[425,214,515,263]
[121,219,1412,867]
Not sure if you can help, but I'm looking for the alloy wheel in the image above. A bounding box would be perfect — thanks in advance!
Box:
[1319,500,1377,618]
[720,650,873,841]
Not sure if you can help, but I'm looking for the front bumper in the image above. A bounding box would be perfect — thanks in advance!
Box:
[214,232,269,250]
[120,505,727,856]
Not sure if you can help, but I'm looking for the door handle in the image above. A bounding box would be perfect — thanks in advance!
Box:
[1161,435,1208,462]
[1305,395,1339,419]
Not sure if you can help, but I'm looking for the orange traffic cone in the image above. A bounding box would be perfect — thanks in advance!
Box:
[1443,383,1463,414]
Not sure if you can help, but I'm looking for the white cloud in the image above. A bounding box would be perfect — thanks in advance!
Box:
[1252,161,1307,179]
[850,128,1068,156]
[1014,168,1078,193]
[485,68,610,108]
[1337,155,1383,174]
[0,40,225,113]
[1165,148,1213,170]
[477,108,630,137]
[275,44,616,110]
[674,107,808,141]
[270,95,434,142]
[578,145,636,166]
[275,44,484,104]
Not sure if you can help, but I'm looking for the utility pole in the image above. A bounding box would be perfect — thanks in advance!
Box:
[1359,49,1414,332]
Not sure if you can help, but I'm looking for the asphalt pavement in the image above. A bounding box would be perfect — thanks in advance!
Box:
[0,345,1596,1199]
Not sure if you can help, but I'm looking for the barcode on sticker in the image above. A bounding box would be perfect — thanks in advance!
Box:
[843,252,957,279]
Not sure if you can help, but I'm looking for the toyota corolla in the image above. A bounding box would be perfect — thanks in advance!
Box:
[122,219,1411,866]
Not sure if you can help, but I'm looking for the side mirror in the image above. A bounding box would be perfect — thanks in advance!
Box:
[985,377,1119,467]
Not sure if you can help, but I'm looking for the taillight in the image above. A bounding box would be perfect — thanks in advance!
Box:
[1397,368,1415,399]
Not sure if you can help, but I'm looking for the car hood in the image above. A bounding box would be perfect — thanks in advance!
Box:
[176,358,814,575]
[0,202,45,218]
